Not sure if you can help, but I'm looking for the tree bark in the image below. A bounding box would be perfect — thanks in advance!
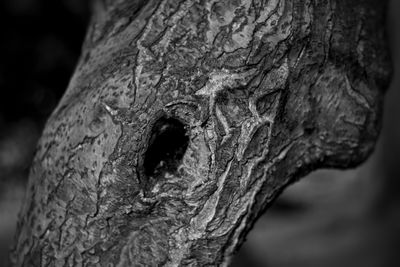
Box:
[11,0,391,266]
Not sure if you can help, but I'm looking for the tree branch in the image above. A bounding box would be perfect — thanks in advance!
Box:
[11,0,391,266]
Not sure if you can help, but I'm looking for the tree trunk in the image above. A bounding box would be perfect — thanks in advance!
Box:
[11,0,391,266]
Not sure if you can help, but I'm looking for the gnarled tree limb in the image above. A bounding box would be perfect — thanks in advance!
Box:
[11,0,391,266]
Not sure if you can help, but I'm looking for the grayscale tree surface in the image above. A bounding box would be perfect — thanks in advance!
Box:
[11,0,391,266]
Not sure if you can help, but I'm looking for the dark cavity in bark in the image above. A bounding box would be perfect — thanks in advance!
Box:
[143,116,189,179]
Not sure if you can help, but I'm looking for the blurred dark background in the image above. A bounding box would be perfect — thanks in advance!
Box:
[0,0,399,266]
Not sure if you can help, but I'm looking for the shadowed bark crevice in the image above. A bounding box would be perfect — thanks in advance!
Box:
[143,116,189,179]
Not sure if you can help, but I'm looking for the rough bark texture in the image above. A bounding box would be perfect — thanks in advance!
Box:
[11,0,391,266]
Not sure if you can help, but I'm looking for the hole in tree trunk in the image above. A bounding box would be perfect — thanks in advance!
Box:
[143,116,189,179]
